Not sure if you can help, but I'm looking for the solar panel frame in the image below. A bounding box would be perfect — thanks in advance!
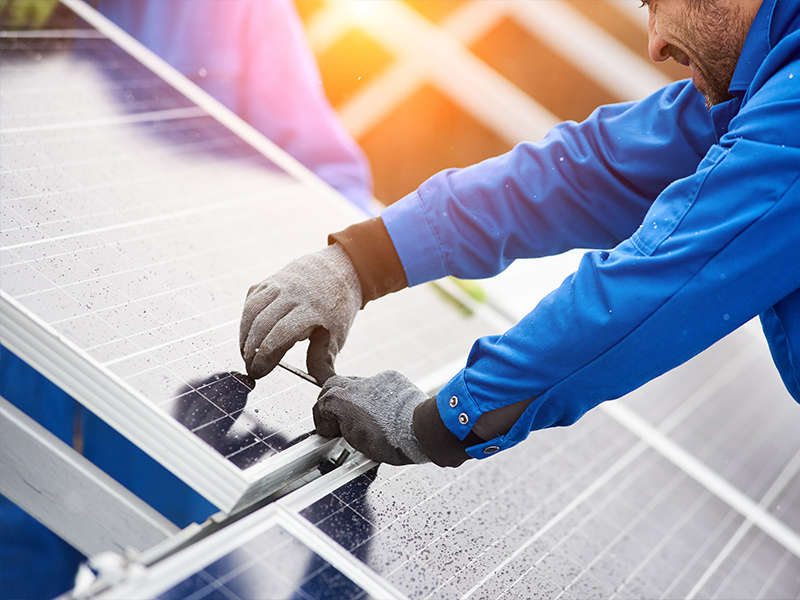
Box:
[93,462,408,600]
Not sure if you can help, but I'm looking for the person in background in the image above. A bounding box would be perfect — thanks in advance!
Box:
[0,1,373,598]
[95,0,374,212]
[240,0,800,467]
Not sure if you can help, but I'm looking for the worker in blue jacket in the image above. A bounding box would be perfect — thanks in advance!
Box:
[240,0,800,467]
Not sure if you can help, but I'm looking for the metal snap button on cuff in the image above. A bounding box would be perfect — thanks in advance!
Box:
[483,446,500,455]
[458,413,469,425]
[449,396,458,408]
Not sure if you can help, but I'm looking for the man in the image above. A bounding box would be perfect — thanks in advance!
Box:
[240,0,799,468]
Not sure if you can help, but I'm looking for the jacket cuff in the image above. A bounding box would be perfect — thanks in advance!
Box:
[328,217,408,306]
[412,396,482,468]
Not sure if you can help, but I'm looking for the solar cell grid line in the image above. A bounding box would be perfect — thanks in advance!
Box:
[573,453,702,598]
[0,3,500,515]
[458,436,655,599]
[640,467,800,599]
[292,411,639,599]
[296,427,798,600]
[604,401,800,560]
[658,353,800,502]
[686,446,800,599]
[746,538,800,600]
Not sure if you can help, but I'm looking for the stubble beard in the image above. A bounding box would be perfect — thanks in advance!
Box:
[676,1,752,109]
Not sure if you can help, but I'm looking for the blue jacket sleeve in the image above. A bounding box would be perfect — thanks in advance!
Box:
[383,81,715,284]
[384,74,800,458]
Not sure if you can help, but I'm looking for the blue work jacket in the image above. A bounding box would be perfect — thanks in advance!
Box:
[382,0,800,459]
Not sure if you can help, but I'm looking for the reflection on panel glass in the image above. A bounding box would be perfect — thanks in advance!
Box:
[166,371,314,468]
[157,524,371,600]
[301,467,378,561]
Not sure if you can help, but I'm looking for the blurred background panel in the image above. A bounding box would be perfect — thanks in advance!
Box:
[295,0,688,205]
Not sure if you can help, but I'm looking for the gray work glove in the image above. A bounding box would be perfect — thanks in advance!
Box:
[314,371,431,465]
[239,244,362,383]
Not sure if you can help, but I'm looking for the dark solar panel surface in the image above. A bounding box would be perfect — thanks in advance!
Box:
[116,334,798,600]
[110,329,800,600]
[157,524,372,600]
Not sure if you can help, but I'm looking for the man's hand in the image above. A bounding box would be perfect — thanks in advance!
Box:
[314,371,431,465]
[239,244,361,384]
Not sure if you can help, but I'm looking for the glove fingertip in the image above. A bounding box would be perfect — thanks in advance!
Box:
[313,402,341,438]
[248,351,278,380]
[309,362,335,387]
[307,328,336,386]
[245,283,260,298]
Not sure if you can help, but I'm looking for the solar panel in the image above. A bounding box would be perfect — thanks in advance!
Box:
[297,339,800,600]
[91,326,800,600]
[0,4,496,514]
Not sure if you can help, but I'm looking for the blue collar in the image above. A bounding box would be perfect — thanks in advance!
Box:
[729,0,800,95]
[729,0,777,95]
[710,0,800,140]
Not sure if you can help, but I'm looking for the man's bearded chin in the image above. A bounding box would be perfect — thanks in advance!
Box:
[669,46,735,110]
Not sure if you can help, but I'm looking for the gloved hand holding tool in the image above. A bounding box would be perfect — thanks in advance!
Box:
[239,243,362,384]
[314,371,431,466]
[239,224,475,468]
